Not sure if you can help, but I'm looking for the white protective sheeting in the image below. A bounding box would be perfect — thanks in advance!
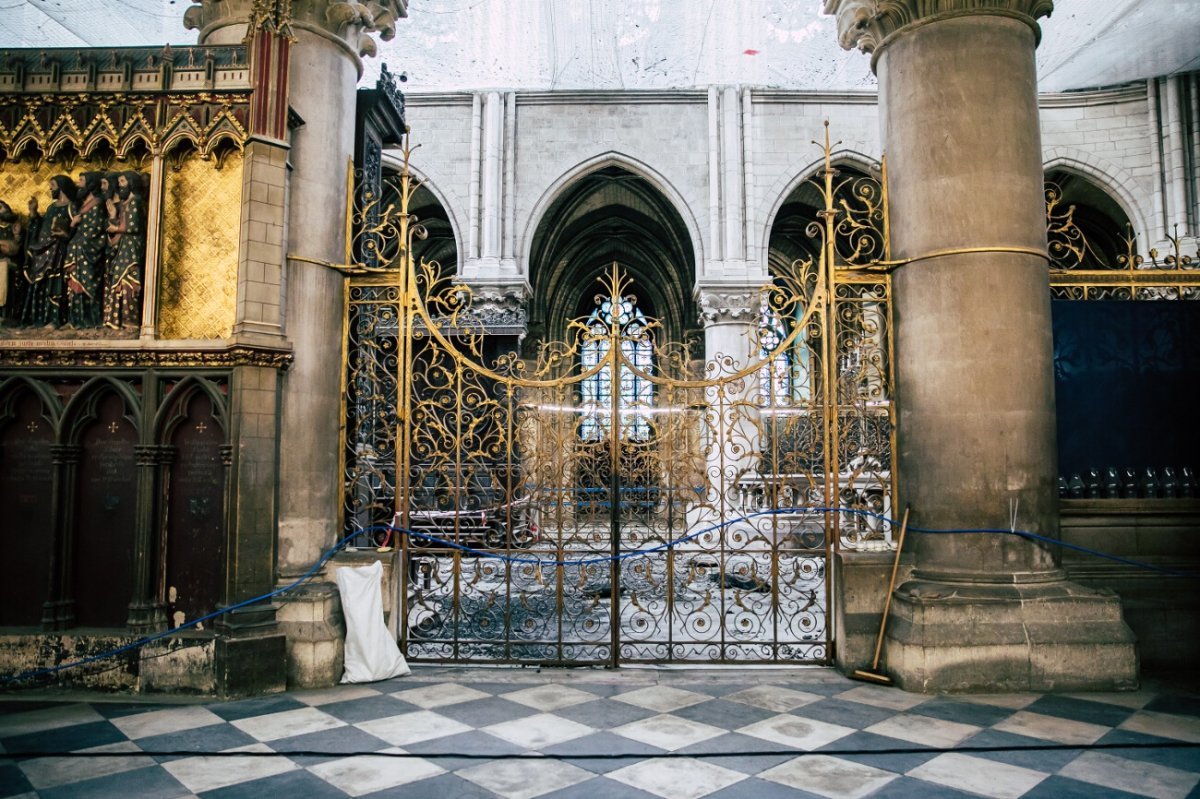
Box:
[335,561,411,683]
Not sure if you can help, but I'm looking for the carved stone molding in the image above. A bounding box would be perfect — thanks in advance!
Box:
[696,287,760,326]
[184,0,408,60]
[822,0,1054,56]
[0,87,250,161]
[0,345,293,369]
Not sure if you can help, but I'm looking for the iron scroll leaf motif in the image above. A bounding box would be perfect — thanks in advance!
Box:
[342,127,898,666]
[392,263,834,665]
[1046,178,1199,300]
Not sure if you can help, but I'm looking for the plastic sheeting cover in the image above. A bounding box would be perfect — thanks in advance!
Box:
[335,561,411,683]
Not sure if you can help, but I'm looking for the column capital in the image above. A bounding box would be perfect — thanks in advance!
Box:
[822,0,1053,55]
[458,279,531,336]
[185,0,407,59]
[696,285,761,326]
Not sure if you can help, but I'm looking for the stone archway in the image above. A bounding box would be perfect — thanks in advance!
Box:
[527,165,697,349]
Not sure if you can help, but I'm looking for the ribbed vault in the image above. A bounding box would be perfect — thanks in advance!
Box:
[529,167,695,344]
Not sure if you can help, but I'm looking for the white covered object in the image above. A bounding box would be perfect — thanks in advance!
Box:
[335,561,410,683]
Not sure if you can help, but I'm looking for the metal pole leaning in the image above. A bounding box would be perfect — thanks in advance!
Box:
[852,505,909,685]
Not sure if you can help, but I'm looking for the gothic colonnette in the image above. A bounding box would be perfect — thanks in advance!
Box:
[0,0,1196,698]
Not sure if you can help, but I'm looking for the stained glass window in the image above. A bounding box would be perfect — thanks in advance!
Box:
[580,298,653,440]
[760,301,811,406]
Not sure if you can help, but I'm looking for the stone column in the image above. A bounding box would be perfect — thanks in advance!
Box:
[696,286,762,515]
[187,0,404,572]
[185,0,407,689]
[127,443,169,633]
[462,92,517,279]
[43,444,81,630]
[824,0,1136,691]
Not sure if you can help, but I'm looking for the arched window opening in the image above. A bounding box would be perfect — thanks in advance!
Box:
[759,301,812,407]
[1045,169,1133,268]
[528,165,696,349]
[580,297,654,441]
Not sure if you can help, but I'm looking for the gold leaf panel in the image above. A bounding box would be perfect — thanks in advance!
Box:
[158,153,242,339]
[0,161,59,217]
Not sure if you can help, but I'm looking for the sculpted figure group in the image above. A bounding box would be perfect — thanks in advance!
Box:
[0,170,146,331]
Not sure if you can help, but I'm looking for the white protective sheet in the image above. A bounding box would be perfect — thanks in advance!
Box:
[335,561,410,683]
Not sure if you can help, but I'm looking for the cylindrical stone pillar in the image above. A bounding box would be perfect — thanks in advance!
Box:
[275,28,358,574]
[188,1,405,576]
[185,0,406,690]
[880,14,1058,582]
[823,0,1137,691]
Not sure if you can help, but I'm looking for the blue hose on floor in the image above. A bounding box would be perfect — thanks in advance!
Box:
[3,506,1196,686]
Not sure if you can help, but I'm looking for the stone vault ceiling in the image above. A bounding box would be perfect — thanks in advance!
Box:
[1,0,1197,92]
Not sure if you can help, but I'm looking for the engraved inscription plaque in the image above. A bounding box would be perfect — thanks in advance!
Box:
[165,390,225,628]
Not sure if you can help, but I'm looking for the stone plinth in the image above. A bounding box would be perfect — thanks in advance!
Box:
[887,579,1137,692]
[833,550,914,675]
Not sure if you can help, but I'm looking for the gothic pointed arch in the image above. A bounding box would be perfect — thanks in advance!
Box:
[526,156,698,345]
[156,377,229,630]
[379,158,461,274]
[1044,164,1135,268]
[766,153,881,275]
[0,376,59,626]
[60,377,142,628]
[154,376,229,442]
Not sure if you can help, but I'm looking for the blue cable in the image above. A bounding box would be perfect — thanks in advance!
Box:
[394,505,1200,578]
[1,527,374,686]
[4,506,1197,685]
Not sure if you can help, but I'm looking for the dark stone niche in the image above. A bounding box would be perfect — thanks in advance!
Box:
[0,391,54,625]
[74,392,137,627]
[165,390,225,629]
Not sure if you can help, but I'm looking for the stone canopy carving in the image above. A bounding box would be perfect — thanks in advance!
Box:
[184,0,409,58]
[822,0,1054,54]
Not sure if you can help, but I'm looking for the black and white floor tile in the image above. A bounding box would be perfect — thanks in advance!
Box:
[2,668,1198,798]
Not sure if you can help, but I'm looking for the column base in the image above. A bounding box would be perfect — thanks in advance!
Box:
[277,582,345,689]
[884,577,1139,693]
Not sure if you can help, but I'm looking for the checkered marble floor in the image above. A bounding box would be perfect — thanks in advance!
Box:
[2,668,1199,798]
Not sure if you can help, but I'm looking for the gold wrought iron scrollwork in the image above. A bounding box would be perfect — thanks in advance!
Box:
[341,125,897,666]
[1049,221,1200,301]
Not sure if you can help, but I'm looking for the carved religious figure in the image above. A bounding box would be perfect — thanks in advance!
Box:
[22,175,75,328]
[62,172,108,328]
[0,200,24,320]
[102,171,146,329]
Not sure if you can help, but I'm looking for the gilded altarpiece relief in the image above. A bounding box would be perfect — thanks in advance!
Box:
[158,152,242,340]
[1,160,151,333]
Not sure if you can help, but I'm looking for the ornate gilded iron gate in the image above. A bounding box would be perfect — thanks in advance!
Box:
[341,128,898,665]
